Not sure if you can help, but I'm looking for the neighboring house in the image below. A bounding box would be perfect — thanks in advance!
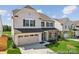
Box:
[58,18,75,38]
[0,15,3,37]
[53,19,62,31]
[73,21,79,38]
[58,18,74,32]
[12,6,62,46]
[58,18,79,38]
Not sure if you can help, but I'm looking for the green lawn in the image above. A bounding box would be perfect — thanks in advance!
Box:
[47,40,79,54]
[7,37,21,54]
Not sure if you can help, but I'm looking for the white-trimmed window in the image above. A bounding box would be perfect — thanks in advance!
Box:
[50,23,53,27]
[24,35,29,37]
[18,35,23,38]
[23,19,29,26]
[41,22,45,27]
[30,20,35,26]
[46,22,49,27]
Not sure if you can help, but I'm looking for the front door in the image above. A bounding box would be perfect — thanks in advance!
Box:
[42,32,47,42]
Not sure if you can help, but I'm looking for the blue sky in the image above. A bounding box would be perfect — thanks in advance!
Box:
[0,5,79,26]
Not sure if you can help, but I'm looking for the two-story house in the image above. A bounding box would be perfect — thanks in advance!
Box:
[58,18,74,31]
[58,18,77,38]
[12,6,62,46]
[0,15,3,37]
[73,21,79,38]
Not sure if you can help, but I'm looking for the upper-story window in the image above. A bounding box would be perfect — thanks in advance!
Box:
[50,23,53,27]
[46,22,49,27]
[41,22,45,27]
[23,19,29,26]
[30,20,35,26]
[70,24,75,30]
[23,19,35,27]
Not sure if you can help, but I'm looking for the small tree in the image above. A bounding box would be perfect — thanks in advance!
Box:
[3,25,11,32]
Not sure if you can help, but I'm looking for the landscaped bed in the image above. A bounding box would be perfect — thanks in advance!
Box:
[47,40,79,54]
[0,35,8,51]
[7,37,21,54]
[7,48,21,54]
[3,31,21,54]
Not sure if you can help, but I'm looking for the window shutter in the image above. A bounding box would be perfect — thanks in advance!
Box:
[23,19,25,26]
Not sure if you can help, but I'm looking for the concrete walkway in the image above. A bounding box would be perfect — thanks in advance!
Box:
[68,39,79,42]
[0,50,7,54]
[19,43,55,54]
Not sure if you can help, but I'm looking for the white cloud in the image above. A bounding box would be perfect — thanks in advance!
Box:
[7,17,11,20]
[0,10,7,15]
[52,15,56,18]
[63,6,77,15]
[62,15,67,18]
[7,14,11,17]
[37,9,43,13]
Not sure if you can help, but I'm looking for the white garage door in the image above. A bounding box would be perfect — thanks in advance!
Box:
[17,33,39,45]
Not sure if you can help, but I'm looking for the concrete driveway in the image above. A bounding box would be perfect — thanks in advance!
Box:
[19,43,55,54]
[68,39,79,41]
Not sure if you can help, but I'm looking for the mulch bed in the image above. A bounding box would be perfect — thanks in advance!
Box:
[0,35,8,51]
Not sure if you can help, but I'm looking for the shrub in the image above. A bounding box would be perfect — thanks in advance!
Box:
[7,48,21,54]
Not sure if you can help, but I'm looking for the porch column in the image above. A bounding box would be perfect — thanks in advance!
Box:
[38,33,42,42]
[46,31,49,41]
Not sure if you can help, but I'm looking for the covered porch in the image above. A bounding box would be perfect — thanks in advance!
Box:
[41,29,61,42]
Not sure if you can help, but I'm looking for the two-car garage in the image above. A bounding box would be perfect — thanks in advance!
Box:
[14,33,42,46]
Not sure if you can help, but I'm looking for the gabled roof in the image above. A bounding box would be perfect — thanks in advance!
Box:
[58,17,71,24]
[39,13,50,20]
[58,18,79,26]
[12,5,55,22]
[13,9,20,15]
[38,13,54,22]
[73,21,79,26]
[13,5,36,15]
[24,5,36,11]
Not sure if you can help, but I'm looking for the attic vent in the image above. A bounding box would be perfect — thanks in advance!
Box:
[39,18,42,19]
[14,15,18,17]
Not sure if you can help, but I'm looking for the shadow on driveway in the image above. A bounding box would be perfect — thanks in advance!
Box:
[19,43,46,50]
[18,43,56,54]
